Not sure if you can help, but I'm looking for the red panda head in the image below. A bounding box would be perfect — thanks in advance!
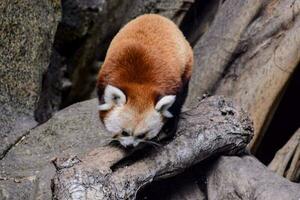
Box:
[98,84,176,147]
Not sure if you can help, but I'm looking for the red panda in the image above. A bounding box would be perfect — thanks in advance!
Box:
[97,14,193,147]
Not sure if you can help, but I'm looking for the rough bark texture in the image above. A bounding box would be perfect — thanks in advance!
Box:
[268,128,300,182]
[207,156,300,200]
[215,0,300,151]
[185,0,300,152]
[35,0,193,123]
[52,96,253,200]
[186,0,263,107]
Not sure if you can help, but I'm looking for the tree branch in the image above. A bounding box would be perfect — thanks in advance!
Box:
[269,128,300,182]
[207,155,300,200]
[52,96,253,200]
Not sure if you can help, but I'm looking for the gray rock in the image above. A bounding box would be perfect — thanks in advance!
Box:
[0,0,61,158]
[0,99,108,199]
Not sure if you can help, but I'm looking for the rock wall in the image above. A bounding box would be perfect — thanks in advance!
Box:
[0,0,60,158]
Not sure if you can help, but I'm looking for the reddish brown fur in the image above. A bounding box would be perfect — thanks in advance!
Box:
[97,14,193,115]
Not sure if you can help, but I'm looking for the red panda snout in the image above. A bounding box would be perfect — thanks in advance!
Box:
[98,85,176,147]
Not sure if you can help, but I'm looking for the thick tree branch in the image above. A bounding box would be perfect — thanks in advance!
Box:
[207,156,300,200]
[269,128,300,182]
[52,96,253,200]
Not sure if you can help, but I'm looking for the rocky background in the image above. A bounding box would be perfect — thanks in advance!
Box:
[0,0,299,199]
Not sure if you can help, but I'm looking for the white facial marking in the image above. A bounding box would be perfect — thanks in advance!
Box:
[155,95,176,118]
[104,106,128,134]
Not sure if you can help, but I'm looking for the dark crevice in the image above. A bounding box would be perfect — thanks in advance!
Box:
[248,2,264,25]
[256,63,300,165]
[34,0,115,123]
[34,50,65,124]
[136,156,220,200]
[34,20,91,124]
[53,23,89,58]
[0,124,37,160]
[51,178,57,200]
[136,165,203,200]
[180,0,221,46]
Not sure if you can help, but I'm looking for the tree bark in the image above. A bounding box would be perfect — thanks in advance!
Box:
[185,0,300,152]
[52,96,253,200]
[268,128,300,182]
[207,156,300,200]
[186,0,263,107]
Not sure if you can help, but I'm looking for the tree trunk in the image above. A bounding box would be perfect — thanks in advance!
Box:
[186,0,263,106]
[185,0,300,152]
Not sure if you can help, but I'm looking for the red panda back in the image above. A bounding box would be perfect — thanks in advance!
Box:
[98,14,193,99]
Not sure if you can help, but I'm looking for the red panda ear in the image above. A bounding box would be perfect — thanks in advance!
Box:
[155,95,176,118]
[98,85,126,111]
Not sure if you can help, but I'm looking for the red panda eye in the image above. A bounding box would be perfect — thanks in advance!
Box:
[121,131,130,136]
[136,133,146,139]
[113,95,119,100]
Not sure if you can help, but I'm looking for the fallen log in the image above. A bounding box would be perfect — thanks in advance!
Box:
[207,155,300,200]
[52,96,253,200]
